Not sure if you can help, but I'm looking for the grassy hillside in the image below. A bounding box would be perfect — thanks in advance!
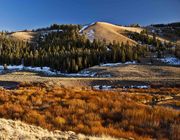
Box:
[9,31,38,42]
[81,22,143,45]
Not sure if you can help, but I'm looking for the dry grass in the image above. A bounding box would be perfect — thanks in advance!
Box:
[0,64,179,89]
[10,31,38,42]
[7,22,169,45]
[82,22,142,45]
[83,22,169,45]
[88,64,180,84]
[0,82,179,140]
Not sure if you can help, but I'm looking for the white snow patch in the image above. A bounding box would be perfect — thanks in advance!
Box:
[152,29,155,33]
[124,61,137,64]
[60,70,96,77]
[93,85,112,90]
[79,25,89,33]
[160,57,180,65]
[24,66,56,75]
[87,30,95,42]
[79,22,95,33]
[100,61,136,67]
[123,85,150,89]
[0,65,24,71]
[98,74,112,78]
[106,47,111,51]
[40,29,63,37]
[0,65,97,77]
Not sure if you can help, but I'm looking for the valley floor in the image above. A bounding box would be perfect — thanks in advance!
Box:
[0,63,179,140]
[0,64,179,89]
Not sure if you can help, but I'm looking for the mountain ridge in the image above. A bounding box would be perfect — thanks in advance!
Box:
[1,21,179,45]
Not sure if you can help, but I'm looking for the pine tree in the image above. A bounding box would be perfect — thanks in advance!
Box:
[121,49,126,63]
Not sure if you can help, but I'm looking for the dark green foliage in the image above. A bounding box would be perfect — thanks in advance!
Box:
[0,24,145,73]
[127,31,177,58]
[152,22,180,28]
[175,45,180,58]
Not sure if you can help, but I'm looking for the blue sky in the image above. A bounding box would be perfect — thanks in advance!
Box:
[0,0,180,31]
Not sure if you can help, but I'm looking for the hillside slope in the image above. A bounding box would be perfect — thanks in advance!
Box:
[9,31,38,42]
[81,22,144,45]
[6,22,170,45]
[146,22,180,44]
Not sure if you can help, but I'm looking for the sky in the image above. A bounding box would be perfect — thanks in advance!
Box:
[0,0,180,31]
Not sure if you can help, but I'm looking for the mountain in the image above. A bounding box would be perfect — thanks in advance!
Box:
[6,21,173,45]
[81,22,172,45]
[80,22,144,45]
[0,21,179,73]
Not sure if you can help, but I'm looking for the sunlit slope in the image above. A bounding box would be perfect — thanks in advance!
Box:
[10,31,38,42]
[82,22,144,45]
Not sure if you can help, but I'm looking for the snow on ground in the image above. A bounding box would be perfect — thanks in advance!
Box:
[61,69,96,77]
[93,84,150,90]
[24,66,56,75]
[93,85,112,90]
[5,65,24,70]
[97,74,112,78]
[0,65,97,77]
[40,29,63,39]
[106,47,111,51]
[123,85,150,89]
[100,61,136,67]
[159,57,180,65]
[0,61,138,77]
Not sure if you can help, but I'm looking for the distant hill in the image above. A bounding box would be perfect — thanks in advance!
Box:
[146,22,180,44]
[80,22,144,45]
[6,21,173,45]
[9,31,38,42]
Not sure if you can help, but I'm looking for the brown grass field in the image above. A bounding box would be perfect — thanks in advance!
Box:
[0,82,179,140]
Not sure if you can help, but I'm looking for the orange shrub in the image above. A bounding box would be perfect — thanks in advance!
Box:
[0,83,179,140]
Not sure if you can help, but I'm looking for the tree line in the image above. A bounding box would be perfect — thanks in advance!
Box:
[1,24,147,73]
[128,30,180,58]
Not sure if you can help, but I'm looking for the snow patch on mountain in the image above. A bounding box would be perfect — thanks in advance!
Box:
[40,29,63,39]
[79,22,96,33]
[87,30,95,42]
